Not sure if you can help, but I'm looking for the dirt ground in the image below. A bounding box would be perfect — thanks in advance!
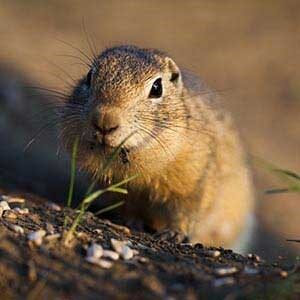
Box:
[0,0,299,258]
[0,191,299,300]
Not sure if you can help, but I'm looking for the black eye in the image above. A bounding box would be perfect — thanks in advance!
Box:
[86,70,92,87]
[149,78,162,98]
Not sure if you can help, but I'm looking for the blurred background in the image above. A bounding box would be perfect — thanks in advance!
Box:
[0,0,299,259]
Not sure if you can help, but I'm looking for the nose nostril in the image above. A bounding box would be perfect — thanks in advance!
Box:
[92,121,119,135]
[106,125,119,134]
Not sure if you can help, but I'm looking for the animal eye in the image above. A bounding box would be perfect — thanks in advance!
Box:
[86,70,93,87]
[149,78,162,98]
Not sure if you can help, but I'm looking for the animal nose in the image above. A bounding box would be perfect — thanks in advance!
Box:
[92,109,120,135]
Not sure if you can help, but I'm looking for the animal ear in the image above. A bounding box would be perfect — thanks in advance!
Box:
[165,57,182,86]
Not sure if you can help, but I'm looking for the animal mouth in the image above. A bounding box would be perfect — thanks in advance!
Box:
[88,140,130,165]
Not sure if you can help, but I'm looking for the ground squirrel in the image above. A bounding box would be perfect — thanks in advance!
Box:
[60,45,254,251]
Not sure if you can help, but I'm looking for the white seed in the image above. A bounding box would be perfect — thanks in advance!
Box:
[132,249,139,256]
[0,201,10,211]
[136,256,149,263]
[280,271,288,278]
[9,224,24,234]
[2,195,25,204]
[28,230,46,246]
[111,238,134,260]
[86,243,103,259]
[207,250,221,258]
[247,253,261,262]
[13,207,29,215]
[0,207,3,218]
[214,266,238,276]
[44,233,61,241]
[103,250,119,260]
[93,229,102,234]
[243,266,259,275]
[121,245,134,260]
[3,210,17,219]
[213,277,235,287]
[47,202,61,211]
[85,256,113,269]
[111,238,124,253]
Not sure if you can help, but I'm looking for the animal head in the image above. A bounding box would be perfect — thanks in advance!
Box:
[60,45,189,178]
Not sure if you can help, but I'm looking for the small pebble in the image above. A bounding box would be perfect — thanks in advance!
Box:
[2,195,25,204]
[13,207,29,215]
[207,250,221,258]
[85,256,113,269]
[280,270,288,278]
[8,224,24,234]
[46,223,55,234]
[136,256,149,263]
[213,277,235,287]
[47,202,61,211]
[87,243,103,259]
[214,266,238,276]
[243,266,259,275]
[0,200,10,211]
[28,230,46,246]
[103,250,119,260]
[3,210,17,219]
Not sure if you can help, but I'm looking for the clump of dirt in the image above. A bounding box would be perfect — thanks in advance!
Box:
[0,191,299,300]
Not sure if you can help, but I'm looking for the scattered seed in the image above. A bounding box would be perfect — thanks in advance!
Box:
[280,270,288,278]
[93,229,102,234]
[111,238,134,260]
[121,245,134,260]
[132,249,139,256]
[28,230,46,246]
[136,256,149,263]
[213,277,235,287]
[0,201,10,211]
[8,224,24,234]
[85,256,113,269]
[248,253,261,262]
[103,250,119,260]
[87,243,103,259]
[2,195,25,204]
[3,210,17,219]
[45,233,61,241]
[207,250,221,258]
[214,266,238,276]
[47,202,61,211]
[13,207,29,215]
[111,238,125,253]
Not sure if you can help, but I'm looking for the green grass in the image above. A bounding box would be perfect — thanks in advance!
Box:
[63,136,137,246]
[253,156,300,194]
[254,156,300,244]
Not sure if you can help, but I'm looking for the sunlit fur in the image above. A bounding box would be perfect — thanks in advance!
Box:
[60,45,254,251]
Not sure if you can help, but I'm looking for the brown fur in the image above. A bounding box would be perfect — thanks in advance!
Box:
[60,45,254,249]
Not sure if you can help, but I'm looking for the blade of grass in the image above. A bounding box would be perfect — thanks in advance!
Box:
[84,132,136,196]
[95,200,125,216]
[67,137,79,207]
[83,175,137,205]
